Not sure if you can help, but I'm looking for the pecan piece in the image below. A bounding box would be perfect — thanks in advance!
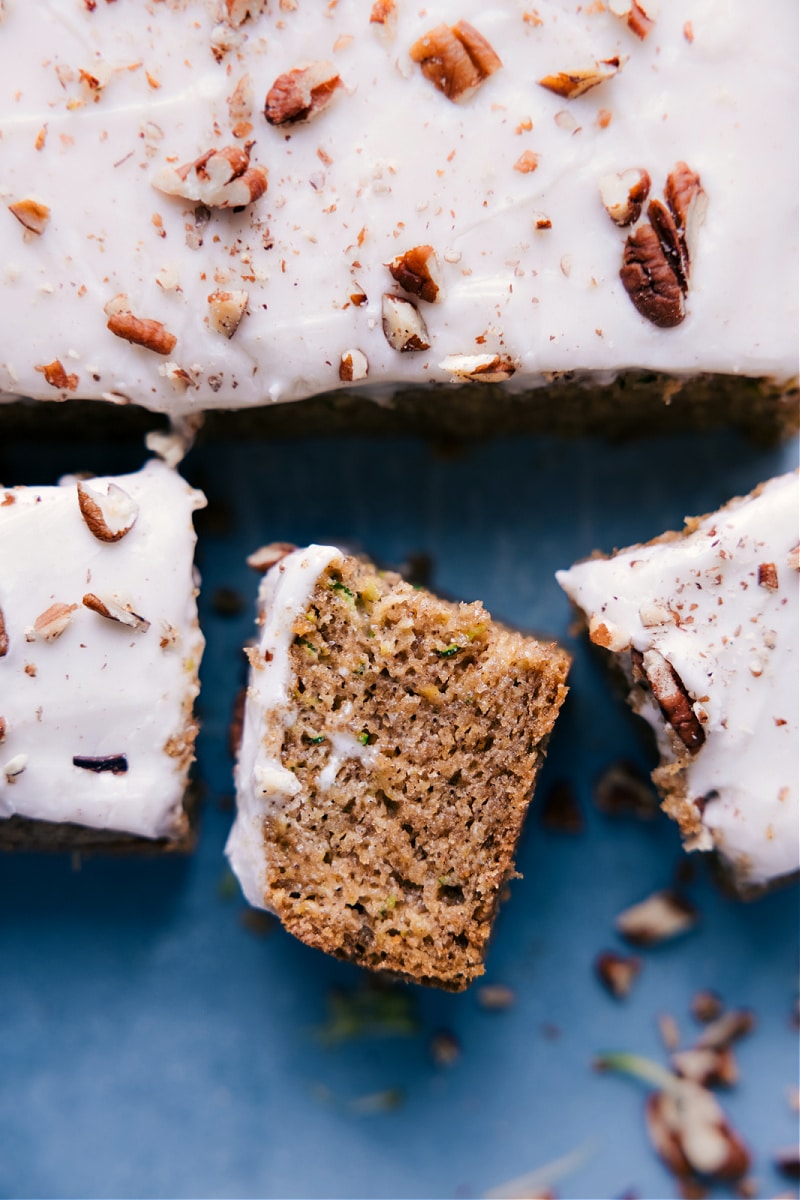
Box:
[4,754,27,784]
[646,1082,750,1183]
[32,602,77,642]
[82,593,150,634]
[76,479,139,542]
[224,0,268,27]
[72,754,128,775]
[609,0,655,39]
[35,359,79,392]
[8,197,50,236]
[387,245,442,303]
[635,648,706,752]
[153,145,267,208]
[595,950,642,999]
[106,294,177,356]
[616,889,698,945]
[370,0,397,41]
[539,57,624,100]
[208,289,249,338]
[620,223,685,328]
[410,21,502,104]
[339,348,369,382]
[0,604,8,657]
[599,167,651,227]
[647,197,689,294]
[664,161,707,272]
[264,62,342,126]
[758,562,779,590]
[381,294,431,352]
[439,353,516,383]
[246,542,297,573]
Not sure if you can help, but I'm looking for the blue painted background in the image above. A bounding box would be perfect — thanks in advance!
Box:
[0,429,797,1199]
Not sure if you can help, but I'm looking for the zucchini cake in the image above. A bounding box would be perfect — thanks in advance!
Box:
[227,546,570,990]
[0,460,206,851]
[557,472,799,893]
[0,0,796,437]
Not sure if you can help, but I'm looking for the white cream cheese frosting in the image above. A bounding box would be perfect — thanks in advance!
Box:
[0,0,796,415]
[0,460,206,840]
[557,473,799,888]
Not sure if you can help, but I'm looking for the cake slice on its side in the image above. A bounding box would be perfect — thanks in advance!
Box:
[227,547,570,990]
[557,472,799,893]
[0,460,206,852]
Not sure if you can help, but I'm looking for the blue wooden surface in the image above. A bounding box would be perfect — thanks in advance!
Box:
[0,429,797,1199]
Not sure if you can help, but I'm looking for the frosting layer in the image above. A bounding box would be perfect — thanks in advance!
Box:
[0,460,206,840]
[557,473,799,888]
[0,0,796,415]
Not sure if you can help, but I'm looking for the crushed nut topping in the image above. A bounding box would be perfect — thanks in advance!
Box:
[595,950,642,999]
[599,168,651,227]
[264,62,343,126]
[35,360,79,391]
[615,889,699,945]
[410,21,502,104]
[4,753,27,784]
[439,353,516,383]
[223,0,268,28]
[8,197,50,236]
[105,295,177,356]
[72,754,129,775]
[387,245,443,303]
[208,289,249,338]
[82,592,151,634]
[381,294,431,352]
[370,0,397,41]
[153,145,267,208]
[246,542,297,573]
[538,57,624,101]
[609,0,655,39]
[339,348,369,383]
[588,614,630,652]
[76,479,139,543]
[0,605,7,657]
[32,602,78,642]
[634,648,706,753]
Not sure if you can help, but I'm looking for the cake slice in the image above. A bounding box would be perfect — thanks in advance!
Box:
[227,546,570,990]
[557,473,799,892]
[0,0,796,438]
[0,460,206,851]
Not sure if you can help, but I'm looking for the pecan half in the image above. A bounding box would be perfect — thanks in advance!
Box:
[539,57,623,100]
[153,144,267,208]
[381,294,431,352]
[620,224,685,328]
[410,21,502,104]
[599,167,651,227]
[76,480,139,542]
[635,648,705,752]
[35,359,79,391]
[264,62,342,126]
[8,197,50,236]
[387,245,442,303]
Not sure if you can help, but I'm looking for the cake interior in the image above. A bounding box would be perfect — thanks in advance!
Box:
[261,557,569,990]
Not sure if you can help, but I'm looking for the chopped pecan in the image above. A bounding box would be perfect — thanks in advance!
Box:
[410,21,502,104]
[0,718,6,744]
[758,562,779,589]
[264,62,342,126]
[696,1009,755,1051]
[153,145,267,208]
[107,309,177,356]
[82,593,150,634]
[339,348,369,382]
[370,0,397,41]
[76,479,139,543]
[439,353,516,382]
[4,754,27,784]
[0,604,7,657]
[8,197,50,236]
[246,542,297,572]
[72,754,129,774]
[539,57,623,100]
[616,889,698,945]
[35,360,79,391]
[620,223,685,328]
[609,0,655,39]
[387,245,442,303]
[690,990,723,1024]
[208,289,249,338]
[381,294,431,352]
[646,1082,750,1182]
[636,648,705,752]
[671,1046,739,1089]
[595,950,642,999]
[599,167,651,226]
[32,602,77,642]
[223,0,268,27]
